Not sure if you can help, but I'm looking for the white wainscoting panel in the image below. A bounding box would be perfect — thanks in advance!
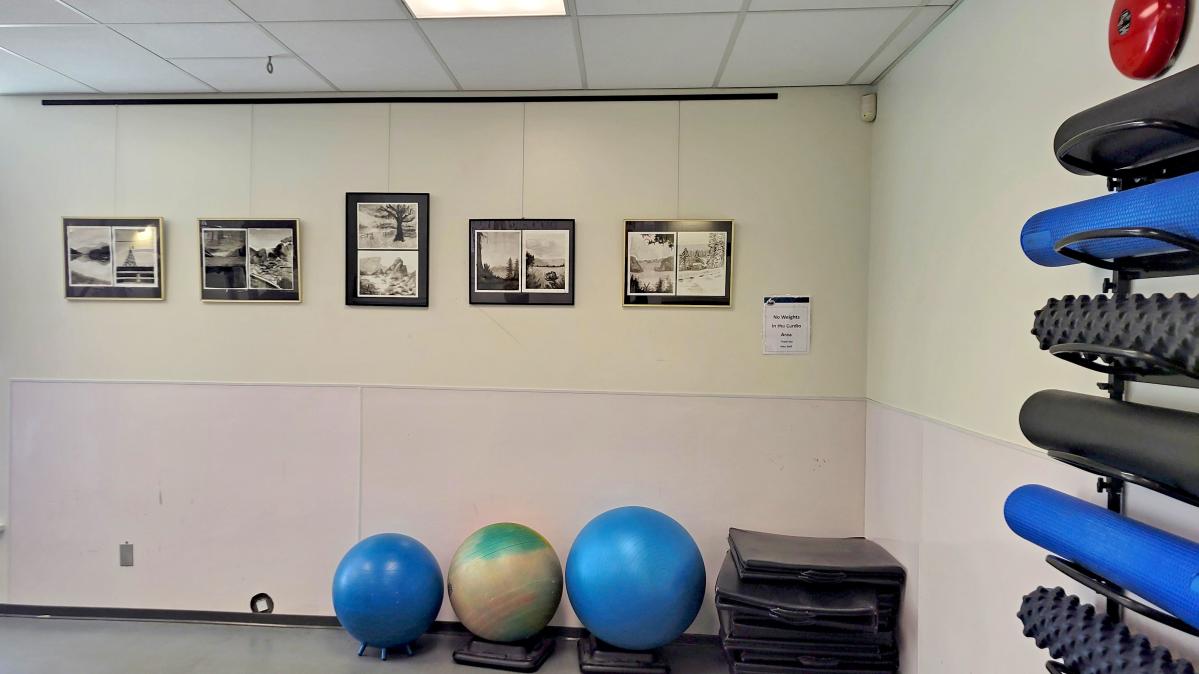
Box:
[863,401,1182,674]
[8,380,865,632]
[360,387,866,632]
[9,381,360,614]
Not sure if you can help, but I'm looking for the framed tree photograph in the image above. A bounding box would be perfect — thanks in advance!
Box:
[346,192,429,307]
[64,217,164,300]
[199,218,300,302]
[469,219,574,305]
[624,219,733,307]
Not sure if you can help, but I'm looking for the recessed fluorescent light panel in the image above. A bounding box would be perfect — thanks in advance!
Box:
[406,0,566,18]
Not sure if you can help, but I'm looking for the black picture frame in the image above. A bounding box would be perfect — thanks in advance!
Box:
[469,219,575,306]
[346,192,430,307]
[63,217,164,300]
[624,219,734,307]
[199,218,301,302]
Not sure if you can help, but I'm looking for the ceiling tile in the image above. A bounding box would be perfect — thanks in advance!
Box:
[581,14,737,89]
[576,0,743,14]
[0,48,93,92]
[421,17,580,90]
[721,8,909,86]
[0,0,91,24]
[264,20,453,91]
[173,55,332,91]
[852,5,946,84]
[61,0,247,23]
[113,23,280,59]
[0,25,211,91]
[230,0,409,22]
[750,0,919,8]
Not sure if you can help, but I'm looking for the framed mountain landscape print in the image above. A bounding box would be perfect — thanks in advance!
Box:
[64,217,164,300]
[200,218,300,302]
[346,192,430,307]
[624,219,733,307]
[469,219,574,305]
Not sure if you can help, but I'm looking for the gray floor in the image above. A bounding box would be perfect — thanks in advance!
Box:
[0,617,728,674]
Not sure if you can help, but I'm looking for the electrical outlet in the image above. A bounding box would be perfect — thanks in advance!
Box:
[119,542,134,567]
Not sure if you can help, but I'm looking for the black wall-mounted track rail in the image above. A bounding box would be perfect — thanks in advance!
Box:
[41,92,779,107]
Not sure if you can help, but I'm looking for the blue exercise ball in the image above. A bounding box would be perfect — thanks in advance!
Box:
[332,533,444,655]
[565,506,705,650]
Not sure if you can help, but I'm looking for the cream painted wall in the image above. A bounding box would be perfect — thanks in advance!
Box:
[0,88,872,602]
[0,89,869,394]
[867,0,1199,670]
[867,0,1199,444]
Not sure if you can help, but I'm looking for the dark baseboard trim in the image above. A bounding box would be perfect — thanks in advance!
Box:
[0,604,719,646]
[42,93,777,107]
[0,603,341,627]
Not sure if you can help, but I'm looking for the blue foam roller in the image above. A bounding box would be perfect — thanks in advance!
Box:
[1021,171,1199,267]
[1005,485,1199,628]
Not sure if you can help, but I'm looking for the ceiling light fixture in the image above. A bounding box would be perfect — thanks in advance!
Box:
[405,0,566,19]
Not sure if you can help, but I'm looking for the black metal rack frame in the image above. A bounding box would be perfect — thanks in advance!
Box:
[1055,118,1199,186]
[1037,190,1199,674]
[1046,556,1199,638]
[1049,226,1199,388]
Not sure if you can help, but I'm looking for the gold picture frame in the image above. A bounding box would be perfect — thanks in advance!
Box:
[63,216,165,301]
[199,218,301,303]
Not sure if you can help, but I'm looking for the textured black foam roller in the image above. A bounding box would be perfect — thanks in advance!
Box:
[1031,293,1199,374]
[1019,587,1194,674]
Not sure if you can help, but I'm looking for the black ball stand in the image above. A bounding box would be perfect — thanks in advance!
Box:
[452,633,557,672]
[576,635,669,674]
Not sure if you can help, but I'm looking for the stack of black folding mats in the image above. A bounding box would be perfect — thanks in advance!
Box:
[716,528,904,674]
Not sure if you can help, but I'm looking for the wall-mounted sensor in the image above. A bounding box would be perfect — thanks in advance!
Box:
[120,542,134,567]
[861,93,877,123]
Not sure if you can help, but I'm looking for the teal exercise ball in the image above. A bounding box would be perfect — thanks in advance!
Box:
[332,533,444,654]
[565,506,705,650]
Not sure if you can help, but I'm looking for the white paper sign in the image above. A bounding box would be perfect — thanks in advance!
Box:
[763,296,810,354]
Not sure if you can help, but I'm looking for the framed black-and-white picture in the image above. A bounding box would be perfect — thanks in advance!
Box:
[200,219,300,302]
[64,217,164,300]
[470,219,574,305]
[624,219,733,307]
[346,192,429,307]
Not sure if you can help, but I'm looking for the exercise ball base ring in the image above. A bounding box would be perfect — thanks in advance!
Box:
[576,634,669,674]
[453,633,557,672]
[357,641,415,661]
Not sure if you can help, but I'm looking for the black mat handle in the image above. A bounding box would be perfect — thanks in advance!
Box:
[798,570,848,583]
[766,607,817,625]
